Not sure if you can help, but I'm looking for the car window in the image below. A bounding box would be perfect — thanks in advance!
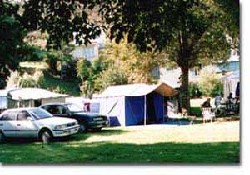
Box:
[56,106,67,115]
[28,108,52,120]
[66,103,83,113]
[46,105,58,114]
[17,111,31,121]
[1,112,16,121]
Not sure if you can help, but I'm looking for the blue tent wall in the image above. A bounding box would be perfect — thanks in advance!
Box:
[125,96,145,126]
[153,93,164,123]
[124,93,164,126]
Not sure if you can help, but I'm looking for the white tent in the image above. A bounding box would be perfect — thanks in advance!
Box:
[7,88,68,108]
[223,71,240,99]
[9,88,67,100]
[94,82,177,126]
[0,90,8,109]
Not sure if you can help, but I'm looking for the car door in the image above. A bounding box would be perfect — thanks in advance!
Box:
[0,112,18,137]
[15,110,38,138]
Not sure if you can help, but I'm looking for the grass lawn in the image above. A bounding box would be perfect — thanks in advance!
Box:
[0,121,240,164]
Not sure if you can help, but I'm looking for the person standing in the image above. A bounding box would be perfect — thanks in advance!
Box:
[201,98,211,108]
[214,93,222,108]
[235,82,240,102]
[227,92,234,113]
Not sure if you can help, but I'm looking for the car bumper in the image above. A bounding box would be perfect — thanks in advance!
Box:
[52,125,80,137]
[88,120,109,129]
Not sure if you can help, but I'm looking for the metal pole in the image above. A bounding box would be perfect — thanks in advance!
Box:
[144,95,147,126]
[163,92,165,123]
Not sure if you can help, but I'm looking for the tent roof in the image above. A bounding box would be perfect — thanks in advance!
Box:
[96,82,177,97]
[0,89,8,97]
[8,88,68,100]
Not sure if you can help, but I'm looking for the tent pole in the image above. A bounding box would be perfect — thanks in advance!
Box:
[163,92,165,123]
[144,95,147,126]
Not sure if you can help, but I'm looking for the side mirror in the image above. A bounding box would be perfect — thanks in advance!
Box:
[27,116,33,121]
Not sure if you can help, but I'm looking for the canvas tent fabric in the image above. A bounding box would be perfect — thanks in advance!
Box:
[6,88,67,108]
[99,83,177,97]
[8,88,67,100]
[223,71,240,99]
[0,90,8,109]
[94,83,177,126]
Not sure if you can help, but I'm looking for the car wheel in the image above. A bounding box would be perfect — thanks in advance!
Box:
[79,123,87,133]
[0,131,5,143]
[40,130,52,144]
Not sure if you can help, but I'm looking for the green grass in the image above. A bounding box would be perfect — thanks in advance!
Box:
[0,122,240,164]
[0,139,239,164]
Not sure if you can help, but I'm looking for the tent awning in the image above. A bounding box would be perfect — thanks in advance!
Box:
[8,88,68,100]
[154,82,178,97]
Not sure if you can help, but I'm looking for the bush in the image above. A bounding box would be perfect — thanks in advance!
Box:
[95,66,128,91]
[6,70,44,88]
[211,80,223,97]
[6,70,20,88]
[189,82,202,98]
[19,73,37,87]
[197,66,222,97]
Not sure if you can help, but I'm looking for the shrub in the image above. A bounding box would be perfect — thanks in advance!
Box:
[211,80,223,97]
[189,82,202,98]
[197,66,221,97]
[6,70,20,88]
[6,70,44,88]
[95,66,128,91]
[19,72,37,87]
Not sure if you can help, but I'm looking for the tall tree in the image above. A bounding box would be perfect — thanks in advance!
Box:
[76,58,106,98]
[98,39,165,86]
[0,1,25,88]
[89,0,239,111]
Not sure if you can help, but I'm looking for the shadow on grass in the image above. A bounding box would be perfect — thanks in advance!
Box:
[1,141,240,165]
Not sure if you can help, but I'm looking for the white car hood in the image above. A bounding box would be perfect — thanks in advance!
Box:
[38,117,76,126]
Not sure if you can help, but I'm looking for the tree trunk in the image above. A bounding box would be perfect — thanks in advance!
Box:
[47,59,57,75]
[180,64,190,114]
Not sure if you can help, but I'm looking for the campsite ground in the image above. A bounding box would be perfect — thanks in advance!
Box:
[0,120,240,164]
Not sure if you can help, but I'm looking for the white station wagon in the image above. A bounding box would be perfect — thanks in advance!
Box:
[0,107,79,143]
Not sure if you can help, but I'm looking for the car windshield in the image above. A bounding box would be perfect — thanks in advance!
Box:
[66,103,83,113]
[28,108,52,120]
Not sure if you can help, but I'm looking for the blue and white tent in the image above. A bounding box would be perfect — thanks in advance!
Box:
[223,70,240,99]
[94,82,177,126]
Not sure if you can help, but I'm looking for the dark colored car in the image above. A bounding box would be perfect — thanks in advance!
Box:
[40,103,108,132]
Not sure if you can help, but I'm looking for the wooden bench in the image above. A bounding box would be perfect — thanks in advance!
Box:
[201,107,215,123]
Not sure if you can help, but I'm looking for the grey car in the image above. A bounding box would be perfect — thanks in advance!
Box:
[0,107,79,143]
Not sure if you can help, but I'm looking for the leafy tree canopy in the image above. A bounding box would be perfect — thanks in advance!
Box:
[21,0,102,50]
[0,1,26,88]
